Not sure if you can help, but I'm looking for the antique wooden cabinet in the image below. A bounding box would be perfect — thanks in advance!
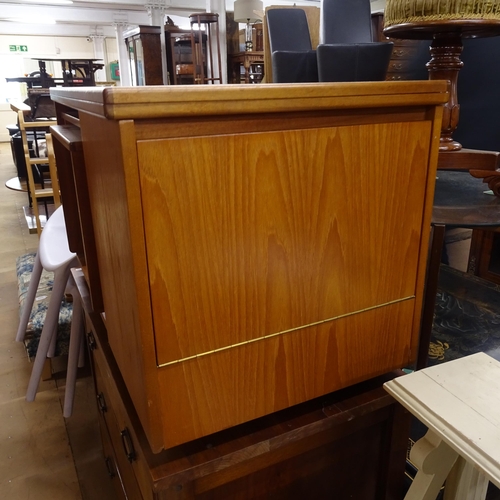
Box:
[50,82,446,453]
[123,25,163,86]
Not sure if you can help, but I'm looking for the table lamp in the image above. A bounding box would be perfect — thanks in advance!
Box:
[234,0,264,51]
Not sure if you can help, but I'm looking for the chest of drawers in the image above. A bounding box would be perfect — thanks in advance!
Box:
[74,267,412,500]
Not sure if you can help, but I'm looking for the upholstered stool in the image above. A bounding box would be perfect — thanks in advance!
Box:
[384,0,500,152]
[189,12,222,84]
[384,352,500,499]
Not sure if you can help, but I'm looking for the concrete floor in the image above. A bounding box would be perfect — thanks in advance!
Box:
[0,142,115,500]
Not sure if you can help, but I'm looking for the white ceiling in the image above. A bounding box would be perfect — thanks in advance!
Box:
[0,0,323,38]
[0,0,386,38]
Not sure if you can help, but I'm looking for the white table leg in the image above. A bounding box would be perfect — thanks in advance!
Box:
[405,430,459,500]
[443,457,489,500]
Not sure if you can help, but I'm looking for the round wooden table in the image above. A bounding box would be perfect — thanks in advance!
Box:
[384,20,500,151]
[418,170,500,369]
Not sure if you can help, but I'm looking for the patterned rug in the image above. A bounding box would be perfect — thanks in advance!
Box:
[16,252,72,358]
[428,265,500,366]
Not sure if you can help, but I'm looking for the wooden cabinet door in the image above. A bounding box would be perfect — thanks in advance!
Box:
[136,118,434,446]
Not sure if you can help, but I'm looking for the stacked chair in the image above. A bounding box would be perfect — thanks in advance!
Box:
[267,0,393,83]
[266,8,318,83]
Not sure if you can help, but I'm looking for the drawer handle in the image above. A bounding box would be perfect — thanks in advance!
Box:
[97,392,107,413]
[393,49,408,57]
[87,331,97,351]
[120,428,136,463]
[104,457,116,478]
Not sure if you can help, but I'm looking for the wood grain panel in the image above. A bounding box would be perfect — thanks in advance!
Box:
[52,83,445,452]
[51,125,104,312]
[49,81,448,121]
[134,107,431,141]
[138,121,432,366]
[79,113,164,451]
[157,299,414,447]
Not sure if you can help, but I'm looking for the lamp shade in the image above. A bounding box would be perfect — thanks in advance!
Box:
[234,0,263,23]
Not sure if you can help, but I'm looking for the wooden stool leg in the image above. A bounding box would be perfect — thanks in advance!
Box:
[405,429,459,500]
[444,457,489,500]
[417,223,446,370]
[41,358,52,381]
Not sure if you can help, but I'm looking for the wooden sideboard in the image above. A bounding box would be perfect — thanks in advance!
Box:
[50,82,446,454]
[72,266,412,499]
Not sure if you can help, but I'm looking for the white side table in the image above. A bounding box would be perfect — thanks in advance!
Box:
[384,352,500,500]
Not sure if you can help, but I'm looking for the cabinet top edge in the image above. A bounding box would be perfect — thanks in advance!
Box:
[50,81,448,120]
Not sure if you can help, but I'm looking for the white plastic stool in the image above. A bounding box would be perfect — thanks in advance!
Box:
[384,352,500,500]
[16,205,84,417]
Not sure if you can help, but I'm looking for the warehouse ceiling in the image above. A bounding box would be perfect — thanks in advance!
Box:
[0,0,386,37]
[0,0,335,37]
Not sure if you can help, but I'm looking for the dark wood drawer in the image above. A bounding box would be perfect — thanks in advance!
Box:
[98,416,128,500]
[386,73,405,81]
[391,44,420,60]
[387,58,415,73]
[94,353,145,500]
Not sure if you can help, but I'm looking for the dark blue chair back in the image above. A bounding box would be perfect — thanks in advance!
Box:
[267,8,312,52]
[320,0,373,44]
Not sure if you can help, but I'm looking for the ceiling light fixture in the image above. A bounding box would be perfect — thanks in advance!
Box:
[18,0,73,3]
[3,17,57,24]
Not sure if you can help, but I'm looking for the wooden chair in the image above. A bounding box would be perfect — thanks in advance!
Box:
[17,110,60,236]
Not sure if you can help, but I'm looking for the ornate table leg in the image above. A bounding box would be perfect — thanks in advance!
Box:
[426,33,463,152]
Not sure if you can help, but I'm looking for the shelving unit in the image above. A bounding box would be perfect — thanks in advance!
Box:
[17,111,60,236]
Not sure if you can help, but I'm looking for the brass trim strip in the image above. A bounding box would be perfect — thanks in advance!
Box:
[157,296,415,368]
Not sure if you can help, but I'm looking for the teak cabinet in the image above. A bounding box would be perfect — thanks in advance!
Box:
[73,267,411,500]
[50,82,447,453]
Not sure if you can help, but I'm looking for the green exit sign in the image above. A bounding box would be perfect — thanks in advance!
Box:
[9,45,28,52]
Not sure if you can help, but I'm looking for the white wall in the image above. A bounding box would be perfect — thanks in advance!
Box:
[371,0,386,12]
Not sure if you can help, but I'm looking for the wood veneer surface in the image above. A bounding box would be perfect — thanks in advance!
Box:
[138,118,434,446]
[51,83,446,451]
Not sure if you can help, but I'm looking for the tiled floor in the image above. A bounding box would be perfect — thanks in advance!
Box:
[0,142,116,500]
